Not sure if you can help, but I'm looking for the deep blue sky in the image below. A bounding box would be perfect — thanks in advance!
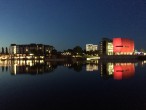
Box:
[0,0,146,51]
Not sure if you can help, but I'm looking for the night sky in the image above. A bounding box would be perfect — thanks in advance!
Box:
[0,0,146,51]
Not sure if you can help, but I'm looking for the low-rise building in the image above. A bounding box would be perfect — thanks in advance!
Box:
[86,44,98,52]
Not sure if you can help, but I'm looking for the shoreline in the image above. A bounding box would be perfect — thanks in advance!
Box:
[1,55,146,61]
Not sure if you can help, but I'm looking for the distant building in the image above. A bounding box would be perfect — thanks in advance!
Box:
[99,38,113,55]
[9,43,54,59]
[86,44,98,52]
[113,38,134,55]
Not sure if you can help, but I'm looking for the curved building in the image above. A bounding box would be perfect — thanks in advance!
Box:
[113,38,134,55]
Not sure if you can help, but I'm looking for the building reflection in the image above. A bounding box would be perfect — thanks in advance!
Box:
[0,60,138,80]
[140,60,146,67]
[0,60,10,72]
[100,62,114,79]
[86,63,98,71]
[67,62,83,72]
[114,63,135,80]
[63,63,72,67]
[10,60,57,75]
[100,62,135,80]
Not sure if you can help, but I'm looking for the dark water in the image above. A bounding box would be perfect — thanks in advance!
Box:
[0,60,146,110]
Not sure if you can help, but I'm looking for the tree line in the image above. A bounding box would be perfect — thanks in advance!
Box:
[63,46,99,56]
[1,47,9,54]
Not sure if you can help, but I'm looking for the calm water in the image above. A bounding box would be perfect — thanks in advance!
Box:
[0,60,146,109]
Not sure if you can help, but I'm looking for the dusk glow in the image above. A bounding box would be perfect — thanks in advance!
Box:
[0,0,146,50]
[1,1,146,109]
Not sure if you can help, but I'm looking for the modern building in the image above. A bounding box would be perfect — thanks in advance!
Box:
[100,37,134,55]
[86,44,98,52]
[9,43,54,59]
[99,38,113,55]
[113,38,134,55]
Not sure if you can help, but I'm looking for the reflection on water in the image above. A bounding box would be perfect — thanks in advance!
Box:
[86,61,98,71]
[100,62,135,80]
[114,63,135,80]
[0,60,57,75]
[0,60,145,80]
[1,60,146,110]
[86,63,98,71]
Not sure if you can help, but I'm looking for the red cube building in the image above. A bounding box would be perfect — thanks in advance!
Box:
[113,38,134,55]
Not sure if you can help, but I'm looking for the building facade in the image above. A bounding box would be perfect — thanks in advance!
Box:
[113,38,134,55]
[9,43,54,59]
[100,37,134,55]
[99,38,113,55]
[86,44,98,52]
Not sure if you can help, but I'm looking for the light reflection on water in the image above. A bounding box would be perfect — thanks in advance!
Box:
[0,60,146,109]
[0,60,145,80]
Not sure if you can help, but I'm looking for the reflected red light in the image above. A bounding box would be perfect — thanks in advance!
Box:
[114,64,135,80]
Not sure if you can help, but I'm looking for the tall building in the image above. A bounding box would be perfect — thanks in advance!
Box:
[86,44,98,51]
[113,38,134,55]
[9,43,54,59]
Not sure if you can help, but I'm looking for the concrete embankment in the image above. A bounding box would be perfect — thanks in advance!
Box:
[99,55,141,63]
[45,57,86,62]
[137,56,146,60]
[100,55,139,60]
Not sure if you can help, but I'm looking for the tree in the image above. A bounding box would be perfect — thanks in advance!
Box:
[6,47,8,54]
[73,46,83,55]
[52,49,57,54]
[67,49,73,53]
[72,63,82,72]
[1,47,4,54]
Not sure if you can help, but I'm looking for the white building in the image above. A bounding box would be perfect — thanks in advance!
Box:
[86,44,98,51]
[106,42,113,55]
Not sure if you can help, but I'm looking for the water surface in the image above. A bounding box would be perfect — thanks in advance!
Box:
[0,60,146,109]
